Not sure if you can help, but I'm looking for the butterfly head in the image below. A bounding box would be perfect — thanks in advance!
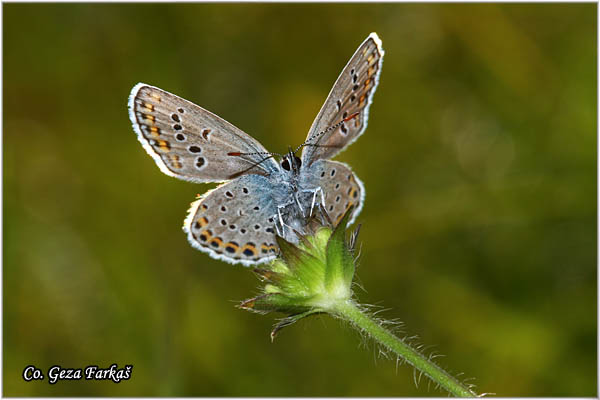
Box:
[280,147,302,175]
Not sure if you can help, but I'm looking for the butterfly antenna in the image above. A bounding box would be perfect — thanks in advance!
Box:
[227,151,281,179]
[227,151,280,157]
[294,112,360,153]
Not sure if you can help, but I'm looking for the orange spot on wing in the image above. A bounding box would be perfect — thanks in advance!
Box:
[150,126,160,137]
[170,154,182,169]
[197,217,209,227]
[241,244,258,257]
[260,244,276,253]
[198,229,212,244]
[368,51,378,66]
[359,94,366,107]
[157,140,170,151]
[225,242,240,254]
[210,237,224,248]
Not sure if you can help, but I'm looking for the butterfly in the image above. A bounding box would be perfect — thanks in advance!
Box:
[128,33,384,266]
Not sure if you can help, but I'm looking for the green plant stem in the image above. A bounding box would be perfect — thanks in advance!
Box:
[333,300,478,397]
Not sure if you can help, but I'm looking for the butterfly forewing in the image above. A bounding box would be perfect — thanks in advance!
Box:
[301,33,384,166]
[129,83,278,183]
[184,174,279,265]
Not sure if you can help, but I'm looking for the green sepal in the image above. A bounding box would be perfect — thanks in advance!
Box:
[275,234,306,268]
[240,293,316,314]
[325,206,356,292]
[253,268,283,283]
[276,235,325,294]
[300,227,331,263]
[270,309,325,341]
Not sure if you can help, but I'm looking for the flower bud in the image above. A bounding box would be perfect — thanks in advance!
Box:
[239,207,360,339]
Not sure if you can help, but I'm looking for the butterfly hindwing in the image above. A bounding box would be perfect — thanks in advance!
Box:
[184,174,280,265]
[129,83,279,183]
[302,33,384,166]
[304,160,365,226]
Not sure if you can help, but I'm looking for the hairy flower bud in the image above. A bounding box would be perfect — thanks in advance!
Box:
[239,207,359,339]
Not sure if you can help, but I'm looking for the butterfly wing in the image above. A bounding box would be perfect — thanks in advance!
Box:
[129,83,279,183]
[301,33,384,167]
[184,174,280,265]
[303,160,365,226]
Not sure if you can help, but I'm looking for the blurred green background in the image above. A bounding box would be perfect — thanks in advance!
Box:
[4,3,596,396]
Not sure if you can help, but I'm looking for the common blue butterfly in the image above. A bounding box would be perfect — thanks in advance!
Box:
[128,33,384,265]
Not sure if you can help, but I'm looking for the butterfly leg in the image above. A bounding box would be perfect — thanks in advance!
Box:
[309,187,323,217]
[277,207,286,237]
[277,206,296,237]
[274,217,283,237]
[294,193,306,218]
[276,202,301,240]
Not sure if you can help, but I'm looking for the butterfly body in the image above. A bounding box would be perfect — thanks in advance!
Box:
[129,33,383,265]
